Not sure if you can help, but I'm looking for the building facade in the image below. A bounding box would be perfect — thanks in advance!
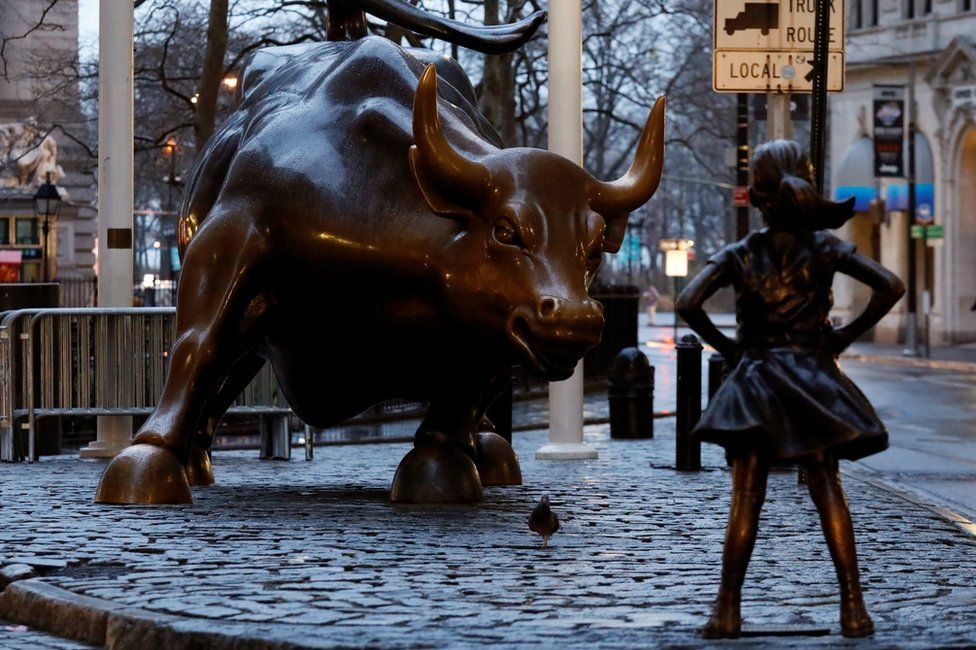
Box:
[831,0,976,344]
[0,0,96,290]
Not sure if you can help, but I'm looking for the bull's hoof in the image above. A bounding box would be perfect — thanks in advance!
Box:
[475,431,522,487]
[184,445,214,487]
[390,444,484,503]
[95,444,192,505]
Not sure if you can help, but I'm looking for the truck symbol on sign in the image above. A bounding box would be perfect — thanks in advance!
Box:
[724,3,780,35]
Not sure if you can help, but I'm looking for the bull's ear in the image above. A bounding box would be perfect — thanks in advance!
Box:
[409,146,478,222]
[600,214,629,253]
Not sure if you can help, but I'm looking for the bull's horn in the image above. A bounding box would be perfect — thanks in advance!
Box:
[590,96,666,216]
[346,0,546,55]
[410,64,491,201]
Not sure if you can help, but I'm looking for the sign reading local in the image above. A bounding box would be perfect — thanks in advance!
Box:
[713,0,845,93]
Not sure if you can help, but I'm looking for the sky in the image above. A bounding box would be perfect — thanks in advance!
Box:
[77,0,98,60]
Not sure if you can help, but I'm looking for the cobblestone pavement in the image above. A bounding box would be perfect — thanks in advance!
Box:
[0,622,94,649]
[2,423,976,648]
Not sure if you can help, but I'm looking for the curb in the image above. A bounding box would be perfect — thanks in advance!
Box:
[841,352,976,373]
[0,579,313,649]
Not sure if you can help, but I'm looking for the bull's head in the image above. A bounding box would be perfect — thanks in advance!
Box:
[409,65,664,380]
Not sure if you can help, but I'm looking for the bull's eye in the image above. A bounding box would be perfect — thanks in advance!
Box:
[492,221,523,248]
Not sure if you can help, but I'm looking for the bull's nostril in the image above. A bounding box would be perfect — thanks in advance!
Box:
[538,296,559,319]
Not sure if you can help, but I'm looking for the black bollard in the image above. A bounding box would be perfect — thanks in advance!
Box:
[707,353,728,401]
[676,334,703,470]
[608,347,654,439]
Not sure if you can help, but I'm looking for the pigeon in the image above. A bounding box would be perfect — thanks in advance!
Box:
[528,495,560,548]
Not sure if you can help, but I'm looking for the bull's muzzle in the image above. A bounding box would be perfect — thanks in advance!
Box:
[507,295,605,378]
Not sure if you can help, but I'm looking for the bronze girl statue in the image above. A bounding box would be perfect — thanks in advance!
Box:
[676,140,905,639]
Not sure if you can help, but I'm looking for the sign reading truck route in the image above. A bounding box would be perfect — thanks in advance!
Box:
[713,0,845,93]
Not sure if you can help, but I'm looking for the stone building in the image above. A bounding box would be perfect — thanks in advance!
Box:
[831,0,976,344]
[0,0,96,295]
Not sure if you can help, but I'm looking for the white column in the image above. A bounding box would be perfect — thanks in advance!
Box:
[81,1,135,459]
[536,0,596,461]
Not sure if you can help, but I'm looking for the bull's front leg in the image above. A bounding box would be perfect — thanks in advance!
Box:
[390,379,490,504]
[94,211,266,505]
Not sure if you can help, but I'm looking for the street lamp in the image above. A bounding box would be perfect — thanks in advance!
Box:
[33,172,62,282]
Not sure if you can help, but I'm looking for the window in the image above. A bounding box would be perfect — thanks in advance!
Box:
[855,0,864,28]
[14,218,39,245]
[0,218,9,245]
[923,0,932,13]
[905,0,915,19]
[964,0,973,11]
[871,0,879,24]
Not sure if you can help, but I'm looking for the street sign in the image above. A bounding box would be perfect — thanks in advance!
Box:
[659,238,695,252]
[916,202,934,226]
[733,186,750,207]
[715,0,845,51]
[715,51,843,92]
[713,0,845,93]
[873,85,905,177]
[910,224,943,240]
[665,250,690,278]
[660,238,694,278]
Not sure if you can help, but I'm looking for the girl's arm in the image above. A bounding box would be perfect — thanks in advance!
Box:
[830,252,906,354]
[676,262,737,360]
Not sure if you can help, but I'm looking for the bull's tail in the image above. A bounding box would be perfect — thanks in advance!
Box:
[177,111,246,259]
[326,0,545,55]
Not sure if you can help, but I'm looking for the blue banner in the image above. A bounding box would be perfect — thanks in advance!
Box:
[886,182,935,221]
[834,185,877,212]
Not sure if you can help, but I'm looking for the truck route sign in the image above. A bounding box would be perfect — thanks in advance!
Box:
[713,0,845,93]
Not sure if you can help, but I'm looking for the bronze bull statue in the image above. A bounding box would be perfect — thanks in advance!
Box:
[96,4,665,505]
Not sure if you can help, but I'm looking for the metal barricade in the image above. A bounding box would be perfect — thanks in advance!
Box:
[0,308,290,462]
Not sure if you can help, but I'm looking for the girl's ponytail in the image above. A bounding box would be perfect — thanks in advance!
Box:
[750,140,855,230]
[778,173,820,219]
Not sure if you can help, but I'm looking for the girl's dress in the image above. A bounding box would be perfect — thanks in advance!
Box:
[693,228,888,462]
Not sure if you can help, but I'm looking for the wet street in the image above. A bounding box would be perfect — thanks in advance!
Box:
[845,364,976,522]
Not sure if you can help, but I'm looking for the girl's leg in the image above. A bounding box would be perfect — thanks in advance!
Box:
[702,448,770,638]
[804,451,874,638]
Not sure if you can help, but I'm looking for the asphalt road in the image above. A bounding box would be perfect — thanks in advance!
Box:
[845,363,976,522]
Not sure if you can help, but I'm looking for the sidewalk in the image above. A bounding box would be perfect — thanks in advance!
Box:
[843,341,976,372]
[3,422,976,648]
[645,311,976,372]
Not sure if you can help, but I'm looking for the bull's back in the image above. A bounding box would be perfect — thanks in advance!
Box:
[179,37,495,255]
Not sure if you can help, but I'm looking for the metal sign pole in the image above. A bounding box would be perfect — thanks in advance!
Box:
[810,0,831,192]
[905,60,920,356]
[736,93,750,239]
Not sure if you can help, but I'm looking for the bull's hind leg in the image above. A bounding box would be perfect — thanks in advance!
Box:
[185,353,266,486]
[474,370,522,487]
[96,214,266,504]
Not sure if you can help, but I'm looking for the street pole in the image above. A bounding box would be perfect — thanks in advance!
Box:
[537,0,595,461]
[904,60,920,356]
[736,93,750,239]
[810,0,831,193]
[81,3,134,459]
[673,275,679,344]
